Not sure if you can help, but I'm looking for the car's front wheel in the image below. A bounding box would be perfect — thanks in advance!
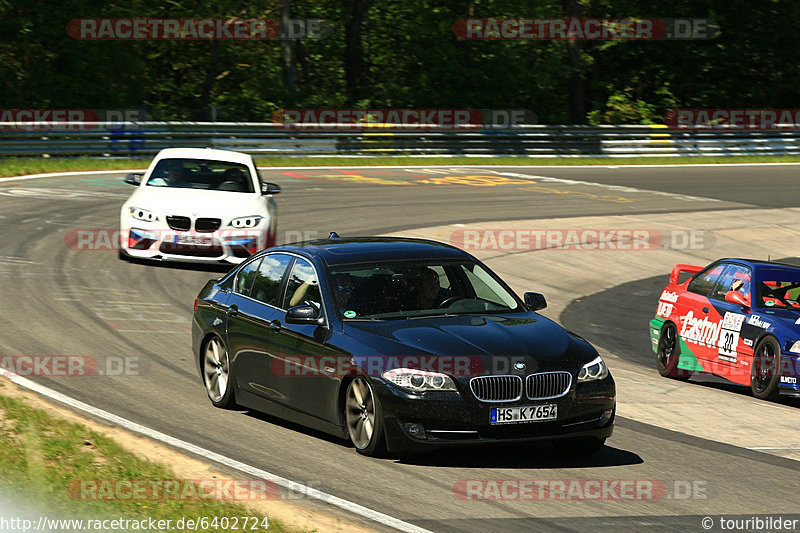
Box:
[344,377,386,457]
[751,337,781,401]
[656,322,690,380]
[203,336,237,409]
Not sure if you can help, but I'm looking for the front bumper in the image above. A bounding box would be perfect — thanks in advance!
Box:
[374,375,616,453]
[121,226,274,264]
[649,317,665,354]
[779,353,800,396]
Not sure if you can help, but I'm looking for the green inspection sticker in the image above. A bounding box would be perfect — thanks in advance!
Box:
[343,310,357,318]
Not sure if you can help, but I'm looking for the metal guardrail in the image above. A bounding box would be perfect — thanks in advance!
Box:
[2,122,800,158]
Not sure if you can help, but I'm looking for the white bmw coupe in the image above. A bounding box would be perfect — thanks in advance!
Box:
[119,148,281,264]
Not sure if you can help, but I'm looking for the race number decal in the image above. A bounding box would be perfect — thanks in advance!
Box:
[717,312,744,362]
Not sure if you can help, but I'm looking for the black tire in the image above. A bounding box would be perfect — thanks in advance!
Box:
[656,322,690,380]
[558,437,607,456]
[202,335,237,409]
[344,377,387,457]
[750,337,781,401]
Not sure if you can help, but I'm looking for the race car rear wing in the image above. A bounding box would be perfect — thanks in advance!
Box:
[670,264,704,285]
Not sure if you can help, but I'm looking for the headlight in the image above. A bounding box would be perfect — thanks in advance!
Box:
[129,207,158,222]
[577,356,609,382]
[381,368,457,392]
[789,341,800,354]
[228,216,263,228]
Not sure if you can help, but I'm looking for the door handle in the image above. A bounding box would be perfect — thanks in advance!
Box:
[702,307,709,313]
[268,320,282,332]
[226,304,239,317]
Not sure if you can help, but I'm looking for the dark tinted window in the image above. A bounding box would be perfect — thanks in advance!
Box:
[331,259,519,319]
[687,264,725,296]
[283,258,322,314]
[146,158,254,193]
[235,258,262,296]
[251,254,293,307]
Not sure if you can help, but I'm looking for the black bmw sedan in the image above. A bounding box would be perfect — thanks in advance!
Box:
[192,237,615,456]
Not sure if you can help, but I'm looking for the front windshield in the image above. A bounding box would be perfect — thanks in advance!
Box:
[756,269,800,309]
[146,158,255,193]
[331,259,521,320]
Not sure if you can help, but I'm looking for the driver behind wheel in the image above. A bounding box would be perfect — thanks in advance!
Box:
[217,167,247,191]
[409,267,440,310]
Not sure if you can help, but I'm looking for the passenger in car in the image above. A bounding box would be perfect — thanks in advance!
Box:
[333,273,355,309]
[148,162,189,187]
[289,277,320,308]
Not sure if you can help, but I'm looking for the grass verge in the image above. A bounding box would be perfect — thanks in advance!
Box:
[1,154,800,178]
[0,392,297,532]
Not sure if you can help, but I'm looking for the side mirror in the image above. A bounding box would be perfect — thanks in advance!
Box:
[261,182,282,195]
[285,304,324,325]
[725,290,749,308]
[524,292,547,311]
[124,173,143,186]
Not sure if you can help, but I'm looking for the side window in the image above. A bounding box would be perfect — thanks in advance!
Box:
[251,254,293,307]
[709,265,751,301]
[283,258,322,313]
[235,258,262,296]
[459,264,517,308]
[687,264,725,296]
[429,265,451,290]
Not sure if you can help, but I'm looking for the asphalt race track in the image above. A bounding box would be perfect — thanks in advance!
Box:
[2,164,800,532]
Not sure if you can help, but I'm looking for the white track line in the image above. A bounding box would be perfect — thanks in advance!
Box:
[3,371,432,533]
[0,169,146,183]
[258,162,800,170]
[3,161,800,184]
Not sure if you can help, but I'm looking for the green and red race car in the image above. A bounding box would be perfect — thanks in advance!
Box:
[650,258,800,400]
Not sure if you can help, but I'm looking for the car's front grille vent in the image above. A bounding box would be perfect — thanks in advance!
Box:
[195,218,221,232]
[526,372,572,400]
[470,375,522,402]
[166,216,191,231]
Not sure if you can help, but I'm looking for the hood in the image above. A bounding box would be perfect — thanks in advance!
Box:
[125,186,265,219]
[342,313,596,376]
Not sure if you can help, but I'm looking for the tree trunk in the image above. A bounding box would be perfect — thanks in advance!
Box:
[198,40,220,121]
[563,0,585,124]
[342,0,369,105]
[281,0,297,104]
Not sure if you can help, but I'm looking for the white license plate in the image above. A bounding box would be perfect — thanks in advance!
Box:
[174,234,212,246]
[490,404,557,425]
